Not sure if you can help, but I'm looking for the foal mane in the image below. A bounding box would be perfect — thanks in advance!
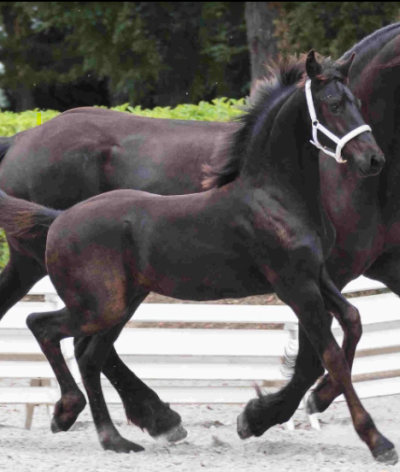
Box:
[202,55,343,190]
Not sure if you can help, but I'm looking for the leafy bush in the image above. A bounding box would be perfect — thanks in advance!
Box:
[274,2,400,58]
[0,98,246,269]
[0,110,60,137]
[112,97,246,121]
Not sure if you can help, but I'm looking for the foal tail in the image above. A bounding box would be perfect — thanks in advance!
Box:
[0,189,62,239]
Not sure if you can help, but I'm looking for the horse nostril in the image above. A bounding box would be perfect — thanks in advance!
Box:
[370,154,383,172]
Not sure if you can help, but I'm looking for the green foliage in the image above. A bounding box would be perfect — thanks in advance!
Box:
[0,109,59,136]
[0,2,249,108]
[274,2,400,58]
[29,2,164,102]
[0,99,245,137]
[117,98,245,121]
[0,98,246,268]
[0,231,8,269]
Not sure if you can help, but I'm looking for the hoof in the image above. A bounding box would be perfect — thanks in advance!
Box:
[51,417,63,433]
[51,393,87,433]
[237,412,253,440]
[155,423,188,443]
[375,447,399,466]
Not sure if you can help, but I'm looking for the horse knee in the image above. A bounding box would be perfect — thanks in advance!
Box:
[343,305,362,343]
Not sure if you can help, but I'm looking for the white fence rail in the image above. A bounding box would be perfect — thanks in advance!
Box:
[0,276,397,429]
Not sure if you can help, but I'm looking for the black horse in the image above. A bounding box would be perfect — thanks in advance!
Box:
[0,22,399,450]
[0,52,394,464]
[289,23,400,417]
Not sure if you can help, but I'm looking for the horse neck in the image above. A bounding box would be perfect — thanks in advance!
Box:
[241,88,332,242]
[341,23,400,78]
[242,89,319,195]
[349,33,400,211]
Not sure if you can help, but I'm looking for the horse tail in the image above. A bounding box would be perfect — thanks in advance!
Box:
[0,137,11,163]
[0,189,62,239]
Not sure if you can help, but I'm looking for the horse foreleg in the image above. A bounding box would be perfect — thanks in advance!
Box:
[306,268,362,414]
[296,282,396,464]
[237,324,325,439]
[238,279,397,465]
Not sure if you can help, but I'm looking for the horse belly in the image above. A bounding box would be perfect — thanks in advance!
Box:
[138,257,271,302]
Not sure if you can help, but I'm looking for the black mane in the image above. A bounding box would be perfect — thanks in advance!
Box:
[340,22,400,62]
[339,23,400,81]
[203,56,343,189]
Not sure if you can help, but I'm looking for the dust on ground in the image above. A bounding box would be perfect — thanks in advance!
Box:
[0,394,399,472]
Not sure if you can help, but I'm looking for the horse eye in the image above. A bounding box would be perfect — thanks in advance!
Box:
[330,103,339,113]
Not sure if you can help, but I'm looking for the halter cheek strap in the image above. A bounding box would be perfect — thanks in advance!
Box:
[305,80,372,164]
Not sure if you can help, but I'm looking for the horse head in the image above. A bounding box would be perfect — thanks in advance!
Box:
[305,50,385,177]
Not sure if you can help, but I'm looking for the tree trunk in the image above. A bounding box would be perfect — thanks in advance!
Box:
[245,2,278,86]
[15,84,35,112]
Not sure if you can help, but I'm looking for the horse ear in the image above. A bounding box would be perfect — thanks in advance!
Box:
[306,50,322,79]
[337,52,355,79]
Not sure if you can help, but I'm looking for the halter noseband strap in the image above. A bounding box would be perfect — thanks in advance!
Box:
[305,79,372,164]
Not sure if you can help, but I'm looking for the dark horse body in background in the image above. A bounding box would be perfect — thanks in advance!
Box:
[0,53,395,464]
[0,23,398,446]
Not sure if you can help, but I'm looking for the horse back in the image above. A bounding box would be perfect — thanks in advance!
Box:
[0,108,233,209]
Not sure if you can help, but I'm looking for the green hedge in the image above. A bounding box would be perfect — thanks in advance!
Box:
[0,98,246,269]
[0,98,245,137]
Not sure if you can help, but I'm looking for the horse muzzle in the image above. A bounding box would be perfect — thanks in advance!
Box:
[357,151,385,177]
[237,412,254,440]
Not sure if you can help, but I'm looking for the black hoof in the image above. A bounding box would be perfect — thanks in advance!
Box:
[129,399,184,440]
[51,417,63,433]
[154,423,188,443]
[237,412,253,440]
[102,437,145,454]
[374,447,398,466]
[51,393,87,433]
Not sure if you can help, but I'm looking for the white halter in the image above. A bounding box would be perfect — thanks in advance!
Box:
[305,79,372,163]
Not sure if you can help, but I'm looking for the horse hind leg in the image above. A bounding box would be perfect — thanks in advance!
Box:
[75,294,156,453]
[99,341,186,442]
[27,295,150,452]
[26,307,87,433]
[306,268,362,415]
